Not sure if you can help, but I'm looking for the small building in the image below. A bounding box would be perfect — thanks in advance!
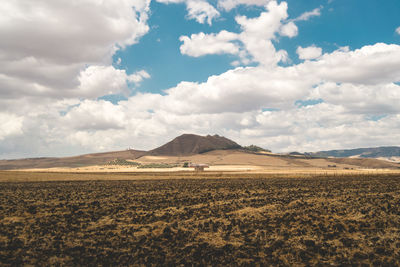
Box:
[189,163,209,171]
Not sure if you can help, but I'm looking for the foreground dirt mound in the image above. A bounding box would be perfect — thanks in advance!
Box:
[148,134,241,156]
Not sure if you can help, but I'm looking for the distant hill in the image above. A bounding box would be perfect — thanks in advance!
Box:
[2,135,399,170]
[0,149,145,170]
[326,157,399,169]
[0,134,241,169]
[310,146,400,159]
[288,152,305,156]
[147,134,241,156]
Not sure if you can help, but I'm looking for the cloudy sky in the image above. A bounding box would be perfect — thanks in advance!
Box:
[1,0,400,159]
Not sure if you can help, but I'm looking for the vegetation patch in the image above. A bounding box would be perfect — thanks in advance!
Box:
[243,145,271,153]
[106,159,141,166]
[137,163,178,169]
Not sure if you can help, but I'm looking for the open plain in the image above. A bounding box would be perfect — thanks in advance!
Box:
[1,171,400,266]
[4,148,400,174]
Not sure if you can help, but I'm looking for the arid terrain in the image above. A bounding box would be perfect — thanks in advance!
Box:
[3,149,400,174]
[0,172,399,266]
[1,134,399,172]
[1,134,399,265]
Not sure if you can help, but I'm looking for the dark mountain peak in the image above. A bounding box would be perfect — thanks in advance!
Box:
[148,134,241,156]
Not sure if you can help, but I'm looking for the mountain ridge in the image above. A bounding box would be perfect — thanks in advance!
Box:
[310,146,400,159]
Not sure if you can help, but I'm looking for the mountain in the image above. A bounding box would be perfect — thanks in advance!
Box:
[0,134,241,169]
[310,146,400,160]
[0,149,145,170]
[2,135,399,170]
[147,134,242,156]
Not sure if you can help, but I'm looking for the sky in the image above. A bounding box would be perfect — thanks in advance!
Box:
[0,0,400,159]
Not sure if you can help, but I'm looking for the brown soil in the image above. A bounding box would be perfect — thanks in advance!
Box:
[1,174,399,266]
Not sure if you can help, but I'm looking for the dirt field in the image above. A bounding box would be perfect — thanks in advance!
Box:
[1,169,400,182]
[0,172,399,265]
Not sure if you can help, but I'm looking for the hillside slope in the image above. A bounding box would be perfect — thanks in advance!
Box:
[0,150,145,170]
[326,157,400,169]
[147,134,241,156]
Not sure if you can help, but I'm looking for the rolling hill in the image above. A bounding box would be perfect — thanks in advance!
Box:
[310,146,400,160]
[0,149,145,170]
[0,134,399,170]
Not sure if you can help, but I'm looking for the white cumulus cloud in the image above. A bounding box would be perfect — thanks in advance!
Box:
[128,70,151,84]
[180,31,240,57]
[76,66,150,98]
[218,0,270,11]
[77,66,142,98]
[279,22,298,38]
[186,0,220,25]
[296,45,322,60]
[299,43,400,85]
[293,7,322,21]
[0,113,23,141]
[0,0,150,100]
[63,100,126,131]
[180,1,292,66]
[156,0,219,25]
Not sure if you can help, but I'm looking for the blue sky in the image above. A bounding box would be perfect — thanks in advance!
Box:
[0,0,400,158]
[114,0,400,96]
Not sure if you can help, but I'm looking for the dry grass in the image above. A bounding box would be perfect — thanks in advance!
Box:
[3,149,399,171]
[1,169,400,182]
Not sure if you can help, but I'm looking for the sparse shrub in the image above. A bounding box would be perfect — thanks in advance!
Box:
[243,145,271,153]
[137,163,177,169]
[106,159,140,166]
